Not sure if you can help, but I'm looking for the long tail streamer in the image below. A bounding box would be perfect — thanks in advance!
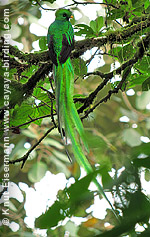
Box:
[54,58,118,218]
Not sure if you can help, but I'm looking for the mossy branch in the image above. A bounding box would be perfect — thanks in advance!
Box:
[0,14,150,127]
[1,14,149,64]
[78,33,150,116]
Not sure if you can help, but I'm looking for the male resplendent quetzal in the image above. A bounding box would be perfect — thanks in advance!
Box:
[47,8,91,170]
[47,9,115,212]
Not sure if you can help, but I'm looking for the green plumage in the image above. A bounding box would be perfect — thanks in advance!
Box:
[47,9,117,216]
[47,9,88,161]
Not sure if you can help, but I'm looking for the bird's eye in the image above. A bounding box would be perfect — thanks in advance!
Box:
[63,13,67,17]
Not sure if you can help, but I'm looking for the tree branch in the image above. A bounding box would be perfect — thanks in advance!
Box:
[78,32,150,116]
[9,114,52,131]
[81,66,131,120]
[8,43,50,65]
[72,14,150,58]
[0,15,149,128]
[1,14,149,64]
[9,125,55,168]
[33,0,119,11]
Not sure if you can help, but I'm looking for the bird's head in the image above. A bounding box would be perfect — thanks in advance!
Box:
[55,9,73,21]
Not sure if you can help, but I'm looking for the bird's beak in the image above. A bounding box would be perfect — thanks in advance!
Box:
[70,15,74,19]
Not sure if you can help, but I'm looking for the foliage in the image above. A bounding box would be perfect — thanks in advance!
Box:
[0,0,150,236]
[75,16,105,38]
[35,172,96,229]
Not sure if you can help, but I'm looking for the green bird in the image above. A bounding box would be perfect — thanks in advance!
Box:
[47,8,90,168]
[47,8,117,217]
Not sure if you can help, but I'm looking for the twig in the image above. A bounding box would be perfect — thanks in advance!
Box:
[40,83,57,127]
[0,187,8,199]
[9,126,55,168]
[40,87,57,128]
[86,48,99,66]
[8,114,52,131]
[39,86,55,99]
[78,33,150,114]
[114,19,123,27]
[33,0,119,11]
[81,66,131,119]
[48,75,55,95]
[33,95,51,109]
[78,57,136,114]
[1,15,149,65]
[33,0,56,10]
[50,97,57,128]
[72,0,119,9]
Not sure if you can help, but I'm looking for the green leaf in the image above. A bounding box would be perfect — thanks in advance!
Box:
[107,9,125,20]
[123,191,150,222]
[34,104,50,121]
[33,87,41,97]
[132,0,145,8]
[128,74,148,88]
[142,77,150,91]
[35,172,96,229]
[145,0,150,9]
[39,36,48,51]
[118,44,135,62]
[90,20,97,34]
[33,91,49,102]
[131,143,150,157]
[87,133,107,150]
[135,56,150,73]
[21,65,39,78]
[67,172,96,203]
[122,128,142,147]
[109,46,122,57]
[100,168,113,189]
[35,200,65,229]
[10,102,33,127]
[74,24,94,37]
[96,16,104,32]
[121,66,131,90]
[98,191,150,237]
[73,58,87,77]
[90,16,104,35]
[133,157,150,169]
[28,161,47,183]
